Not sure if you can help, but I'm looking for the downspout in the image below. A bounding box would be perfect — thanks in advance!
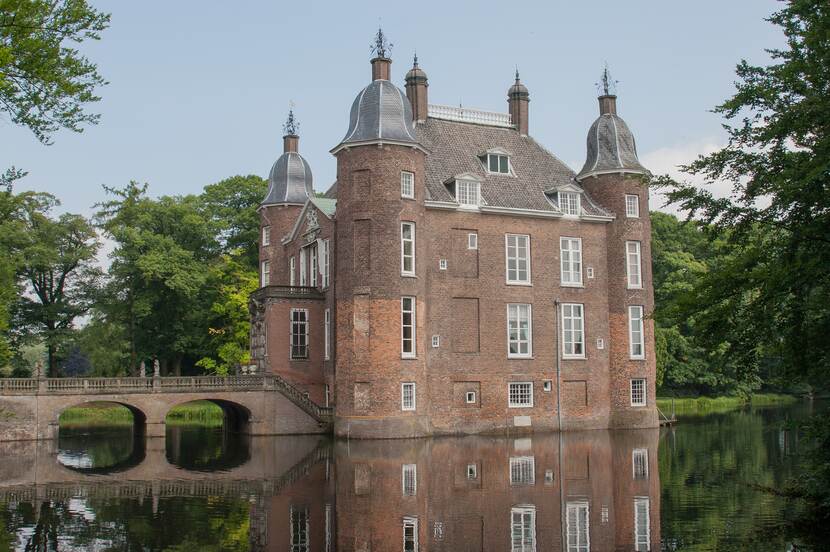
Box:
[555,298,566,549]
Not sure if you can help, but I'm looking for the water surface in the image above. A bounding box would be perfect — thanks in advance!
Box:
[0,402,822,551]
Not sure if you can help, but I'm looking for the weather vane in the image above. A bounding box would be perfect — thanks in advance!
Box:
[596,63,619,96]
[283,102,298,136]
[371,26,392,58]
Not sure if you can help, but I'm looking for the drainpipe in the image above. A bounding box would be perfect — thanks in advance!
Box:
[554,299,562,432]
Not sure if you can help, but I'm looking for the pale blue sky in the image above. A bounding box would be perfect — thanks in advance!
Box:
[3,0,782,215]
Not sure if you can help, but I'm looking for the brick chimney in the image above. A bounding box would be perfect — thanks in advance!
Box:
[598,94,617,115]
[283,134,298,153]
[507,70,530,135]
[405,54,429,122]
[371,57,391,81]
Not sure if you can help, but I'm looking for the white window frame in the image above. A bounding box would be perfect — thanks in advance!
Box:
[566,501,590,552]
[320,239,330,288]
[289,256,296,286]
[560,237,583,286]
[299,248,307,286]
[626,241,642,289]
[324,308,331,360]
[468,233,478,250]
[507,304,532,358]
[510,505,536,552]
[630,378,646,407]
[466,391,476,404]
[505,234,531,284]
[632,448,649,480]
[290,506,310,552]
[508,382,533,408]
[310,245,318,287]
[402,463,417,496]
[559,191,581,216]
[403,517,418,552]
[467,463,477,479]
[290,308,309,360]
[509,456,536,486]
[487,153,510,174]
[561,303,585,358]
[401,382,416,411]
[629,305,645,359]
[262,225,271,246]
[431,335,440,348]
[401,222,416,276]
[401,297,416,358]
[401,171,415,199]
[456,179,480,207]
[626,194,640,218]
[439,259,448,270]
[634,497,651,552]
[261,260,270,287]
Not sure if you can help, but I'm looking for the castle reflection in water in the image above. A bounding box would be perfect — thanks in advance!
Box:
[0,429,660,551]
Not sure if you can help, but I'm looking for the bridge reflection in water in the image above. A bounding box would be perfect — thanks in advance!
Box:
[0,429,661,551]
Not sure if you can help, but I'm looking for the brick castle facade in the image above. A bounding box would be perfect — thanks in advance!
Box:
[250,33,658,438]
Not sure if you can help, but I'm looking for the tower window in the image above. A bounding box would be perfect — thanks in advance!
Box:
[401,222,416,276]
[631,378,646,406]
[290,308,309,359]
[261,260,270,287]
[402,463,417,496]
[401,171,414,199]
[626,241,643,288]
[558,191,581,216]
[626,194,640,217]
[262,225,271,246]
[456,179,480,207]
[629,305,645,359]
[401,297,416,358]
[487,153,510,174]
[403,517,418,552]
[401,382,416,410]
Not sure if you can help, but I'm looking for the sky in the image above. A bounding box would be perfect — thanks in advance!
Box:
[3,0,784,217]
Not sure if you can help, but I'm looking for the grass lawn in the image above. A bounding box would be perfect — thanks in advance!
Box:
[656,393,799,416]
[59,400,226,429]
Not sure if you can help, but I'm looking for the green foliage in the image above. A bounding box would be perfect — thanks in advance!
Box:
[0,0,109,144]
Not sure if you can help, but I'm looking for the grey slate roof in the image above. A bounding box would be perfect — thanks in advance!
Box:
[336,80,418,148]
[262,152,313,206]
[576,113,648,180]
[417,118,611,217]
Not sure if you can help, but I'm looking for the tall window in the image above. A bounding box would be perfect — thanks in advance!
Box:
[631,378,646,406]
[634,498,651,551]
[320,239,330,288]
[505,234,530,284]
[626,241,642,288]
[299,248,307,286]
[566,502,590,552]
[509,456,535,486]
[403,517,418,552]
[290,507,309,552]
[402,464,417,496]
[559,191,581,216]
[324,308,331,360]
[310,245,318,287]
[625,194,640,218]
[261,260,270,287]
[560,237,583,286]
[511,506,536,552]
[632,448,649,479]
[289,256,296,286]
[488,153,510,174]
[401,222,415,276]
[401,297,416,358]
[507,304,532,358]
[456,179,480,206]
[562,303,585,358]
[629,306,645,359]
[508,382,533,408]
[401,382,416,411]
[290,309,309,359]
[262,225,271,246]
[401,171,414,199]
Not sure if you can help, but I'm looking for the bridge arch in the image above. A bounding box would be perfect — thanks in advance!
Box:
[164,398,252,433]
[56,400,148,433]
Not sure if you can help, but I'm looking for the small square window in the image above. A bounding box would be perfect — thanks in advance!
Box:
[544,469,554,485]
[596,338,605,350]
[625,194,640,218]
[508,382,533,408]
[465,391,476,404]
[432,335,440,348]
[542,380,552,392]
[468,233,478,250]
[401,171,415,199]
[439,259,448,270]
[587,267,595,279]
[467,463,477,479]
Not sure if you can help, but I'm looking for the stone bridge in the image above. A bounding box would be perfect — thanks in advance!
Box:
[0,375,332,441]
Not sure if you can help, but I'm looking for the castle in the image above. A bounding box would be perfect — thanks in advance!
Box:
[250,31,658,438]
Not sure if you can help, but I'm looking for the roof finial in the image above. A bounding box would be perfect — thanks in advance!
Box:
[413,50,418,67]
[370,26,392,59]
[283,102,298,136]
[596,63,618,96]
[515,66,520,82]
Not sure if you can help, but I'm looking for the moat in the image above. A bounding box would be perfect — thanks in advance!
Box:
[0,401,822,551]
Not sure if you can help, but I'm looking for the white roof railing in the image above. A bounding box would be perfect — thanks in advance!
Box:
[428,104,513,128]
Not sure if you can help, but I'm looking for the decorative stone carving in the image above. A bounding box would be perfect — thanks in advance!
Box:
[153,359,160,378]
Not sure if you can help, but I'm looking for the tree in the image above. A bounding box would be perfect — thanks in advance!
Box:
[0,0,109,144]
[13,194,100,375]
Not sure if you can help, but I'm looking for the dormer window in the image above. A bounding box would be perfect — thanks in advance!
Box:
[558,191,581,216]
[487,153,510,174]
[456,179,481,207]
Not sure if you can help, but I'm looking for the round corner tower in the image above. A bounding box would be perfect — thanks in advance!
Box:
[330,37,430,438]
[576,85,658,429]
